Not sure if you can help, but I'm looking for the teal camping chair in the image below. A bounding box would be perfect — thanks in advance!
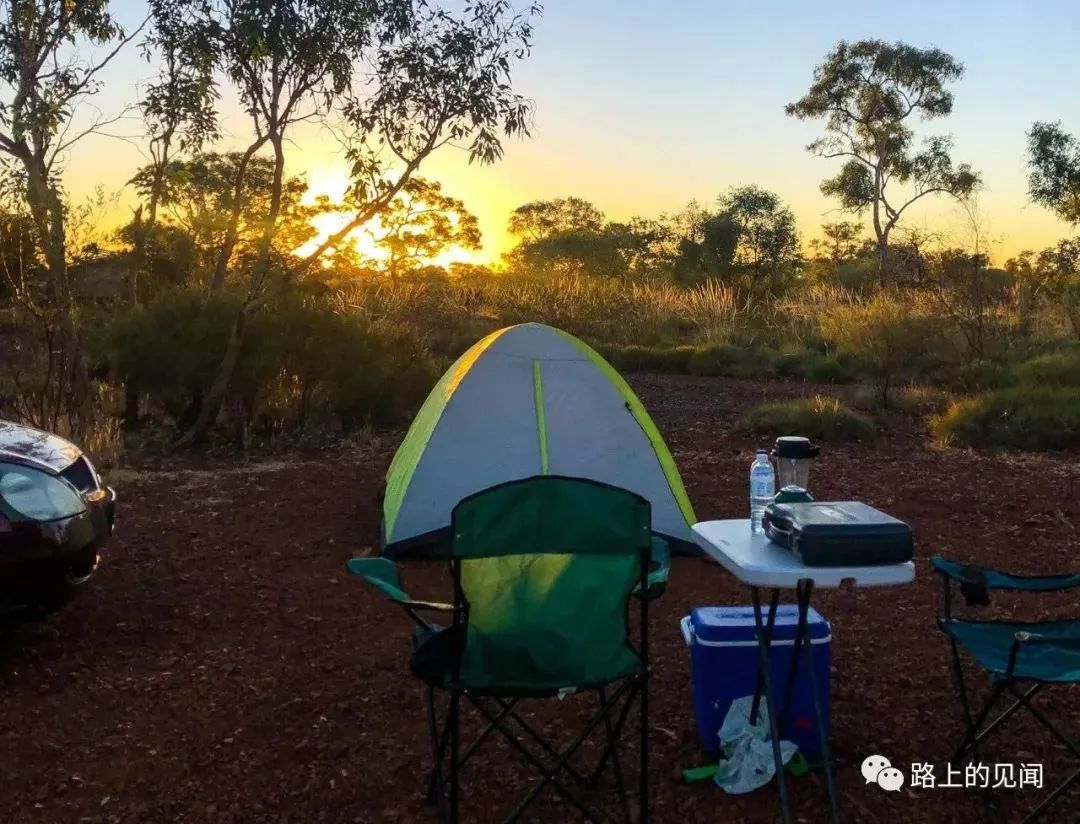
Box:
[348,476,668,823]
[933,556,1080,823]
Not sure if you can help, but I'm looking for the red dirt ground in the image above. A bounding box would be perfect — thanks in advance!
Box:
[1,374,1078,823]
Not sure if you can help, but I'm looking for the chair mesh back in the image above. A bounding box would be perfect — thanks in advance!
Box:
[450,477,650,692]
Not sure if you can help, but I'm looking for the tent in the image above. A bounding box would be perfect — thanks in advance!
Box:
[381,323,698,557]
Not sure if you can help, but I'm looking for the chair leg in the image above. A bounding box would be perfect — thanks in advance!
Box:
[448,690,461,824]
[640,671,649,824]
[949,639,979,758]
[1006,683,1080,824]
[1020,767,1080,824]
[425,686,443,806]
[500,679,638,824]
[951,681,1005,763]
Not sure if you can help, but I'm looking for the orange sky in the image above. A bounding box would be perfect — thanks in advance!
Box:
[62,1,1079,267]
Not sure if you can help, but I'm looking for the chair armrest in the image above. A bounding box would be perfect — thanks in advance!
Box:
[634,536,670,601]
[931,555,1080,595]
[345,557,454,611]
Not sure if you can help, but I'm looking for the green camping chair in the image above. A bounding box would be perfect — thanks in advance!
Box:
[348,476,664,823]
[933,556,1080,823]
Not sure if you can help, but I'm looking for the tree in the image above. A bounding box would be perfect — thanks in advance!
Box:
[0,1,144,433]
[129,152,326,282]
[365,177,480,277]
[1027,121,1080,227]
[1007,239,1080,339]
[718,185,800,294]
[129,0,218,304]
[671,211,739,287]
[786,40,980,283]
[507,196,603,241]
[174,0,539,445]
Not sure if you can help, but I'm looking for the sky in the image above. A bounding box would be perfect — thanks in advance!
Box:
[67,1,1080,265]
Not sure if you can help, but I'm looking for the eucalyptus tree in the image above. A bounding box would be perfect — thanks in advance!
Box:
[0,0,145,431]
[1028,121,1080,227]
[130,0,218,303]
[786,40,979,283]
[173,0,540,444]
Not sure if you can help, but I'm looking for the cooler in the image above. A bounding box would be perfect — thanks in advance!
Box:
[680,605,831,755]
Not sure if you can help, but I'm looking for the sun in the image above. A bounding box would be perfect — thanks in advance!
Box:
[295,168,488,268]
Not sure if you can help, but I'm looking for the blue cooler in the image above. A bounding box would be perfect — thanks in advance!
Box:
[680,605,831,755]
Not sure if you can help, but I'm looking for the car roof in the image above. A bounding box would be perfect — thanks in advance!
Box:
[0,420,82,475]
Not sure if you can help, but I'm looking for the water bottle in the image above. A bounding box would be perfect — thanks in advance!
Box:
[749,449,775,535]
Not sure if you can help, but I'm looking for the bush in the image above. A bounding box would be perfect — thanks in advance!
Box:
[688,344,770,378]
[739,395,876,441]
[605,344,695,373]
[1015,352,1080,388]
[949,359,1016,393]
[771,349,856,383]
[110,289,438,434]
[849,383,952,415]
[932,387,1080,451]
[819,293,949,406]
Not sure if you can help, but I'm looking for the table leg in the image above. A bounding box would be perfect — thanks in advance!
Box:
[796,579,840,824]
[749,588,780,725]
[778,580,810,731]
[750,586,791,824]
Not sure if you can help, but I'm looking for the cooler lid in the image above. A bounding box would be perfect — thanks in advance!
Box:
[689,605,830,645]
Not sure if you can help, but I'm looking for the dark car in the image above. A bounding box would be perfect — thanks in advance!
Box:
[0,421,116,618]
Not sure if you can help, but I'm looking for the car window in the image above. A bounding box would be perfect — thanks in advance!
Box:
[0,462,86,521]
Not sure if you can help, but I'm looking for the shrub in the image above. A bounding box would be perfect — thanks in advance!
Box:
[849,383,951,415]
[739,395,876,441]
[949,359,1016,392]
[771,349,856,383]
[109,289,438,434]
[605,344,694,373]
[688,344,769,378]
[1015,351,1080,388]
[819,292,949,406]
[932,387,1080,451]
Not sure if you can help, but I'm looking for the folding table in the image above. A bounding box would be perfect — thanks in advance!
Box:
[692,518,915,824]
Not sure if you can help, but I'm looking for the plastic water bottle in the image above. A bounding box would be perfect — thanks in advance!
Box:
[749,449,775,534]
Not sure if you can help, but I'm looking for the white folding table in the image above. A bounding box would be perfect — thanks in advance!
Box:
[692,519,915,824]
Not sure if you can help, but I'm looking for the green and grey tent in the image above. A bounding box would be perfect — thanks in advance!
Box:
[381,323,698,557]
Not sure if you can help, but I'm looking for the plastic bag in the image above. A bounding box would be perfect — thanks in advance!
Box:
[713,695,798,795]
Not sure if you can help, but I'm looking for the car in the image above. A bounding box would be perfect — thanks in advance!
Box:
[0,420,116,618]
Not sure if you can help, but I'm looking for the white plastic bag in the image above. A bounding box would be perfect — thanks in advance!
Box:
[713,695,798,794]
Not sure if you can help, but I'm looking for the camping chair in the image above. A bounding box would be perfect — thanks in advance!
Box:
[932,555,1080,823]
[348,476,665,823]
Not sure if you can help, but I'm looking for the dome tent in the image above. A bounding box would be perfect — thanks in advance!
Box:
[382,323,698,558]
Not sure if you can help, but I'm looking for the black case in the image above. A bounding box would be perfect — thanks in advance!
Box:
[762,501,913,567]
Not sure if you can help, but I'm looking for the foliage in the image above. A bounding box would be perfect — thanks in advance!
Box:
[819,292,946,406]
[933,387,1080,451]
[1027,122,1080,226]
[108,289,437,433]
[739,395,875,441]
[128,152,326,284]
[507,197,604,240]
[717,185,800,295]
[1007,238,1080,339]
[786,40,979,280]
[1015,351,1080,388]
[362,178,481,277]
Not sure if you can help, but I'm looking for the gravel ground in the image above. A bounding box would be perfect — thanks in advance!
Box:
[1,374,1078,823]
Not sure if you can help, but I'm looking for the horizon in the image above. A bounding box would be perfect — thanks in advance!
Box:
[63,1,1080,266]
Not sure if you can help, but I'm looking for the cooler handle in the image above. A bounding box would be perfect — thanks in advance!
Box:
[680,615,694,647]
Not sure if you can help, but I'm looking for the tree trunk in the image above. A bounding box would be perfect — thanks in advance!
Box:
[208,137,268,296]
[178,136,286,447]
[24,158,92,435]
[174,306,248,447]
